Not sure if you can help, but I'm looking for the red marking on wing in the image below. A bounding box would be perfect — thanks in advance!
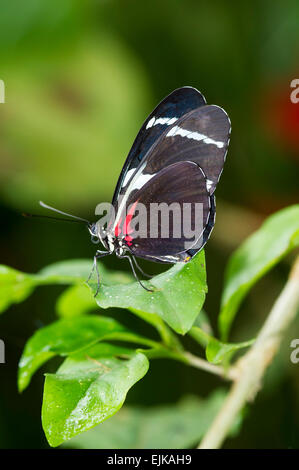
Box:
[114,217,123,237]
[123,200,138,237]
[124,235,133,246]
[114,200,138,246]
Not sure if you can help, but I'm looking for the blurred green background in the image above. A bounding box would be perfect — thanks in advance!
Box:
[0,0,299,449]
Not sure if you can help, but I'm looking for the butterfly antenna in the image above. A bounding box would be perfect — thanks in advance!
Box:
[39,201,90,224]
[22,212,90,225]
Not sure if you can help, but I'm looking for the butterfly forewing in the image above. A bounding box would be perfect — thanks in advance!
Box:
[128,105,231,197]
[112,87,206,206]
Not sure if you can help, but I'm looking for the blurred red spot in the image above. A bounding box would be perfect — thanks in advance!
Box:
[263,79,299,154]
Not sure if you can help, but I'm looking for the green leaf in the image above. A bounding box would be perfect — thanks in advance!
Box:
[189,321,254,365]
[56,286,182,349]
[1,252,207,335]
[206,337,255,364]
[92,251,207,335]
[38,259,132,286]
[37,259,94,281]
[0,259,131,315]
[0,258,178,343]
[128,308,183,350]
[18,315,129,392]
[56,284,97,318]
[42,343,149,447]
[63,390,228,449]
[0,260,94,315]
[0,265,35,314]
[219,205,299,340]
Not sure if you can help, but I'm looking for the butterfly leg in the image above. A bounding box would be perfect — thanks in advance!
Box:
[131,256,154,279]
[119,254,154,292]
[87,250,111,297]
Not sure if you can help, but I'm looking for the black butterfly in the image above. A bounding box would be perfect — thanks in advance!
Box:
[37,87,231,293]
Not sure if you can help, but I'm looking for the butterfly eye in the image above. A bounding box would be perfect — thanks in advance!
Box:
[91,235,100,244]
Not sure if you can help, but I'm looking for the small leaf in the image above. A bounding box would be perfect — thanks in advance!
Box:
[92,251,207,335]
[206,337,254,364]
[63,389,231,449]
[219,205,299,340]
[18,315,128,392]
[189,321,254,365]
[56,284,97,318]
[42,343,149,447]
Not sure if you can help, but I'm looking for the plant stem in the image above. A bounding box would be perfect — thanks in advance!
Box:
[129,308,182,349]
[183,351,237,380]
[198,255,299,449]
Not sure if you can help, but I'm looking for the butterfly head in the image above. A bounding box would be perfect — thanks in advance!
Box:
[87,221,97,237]
[88,221,110,249]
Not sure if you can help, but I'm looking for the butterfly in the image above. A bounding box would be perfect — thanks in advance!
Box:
[37,87,231,293]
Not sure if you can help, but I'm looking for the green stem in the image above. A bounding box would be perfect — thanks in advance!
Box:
[189,326,213,349]
[129,308,182,349]
[182,351,237,380]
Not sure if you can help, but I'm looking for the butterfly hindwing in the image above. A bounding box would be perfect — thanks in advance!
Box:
[113,161,210,262]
